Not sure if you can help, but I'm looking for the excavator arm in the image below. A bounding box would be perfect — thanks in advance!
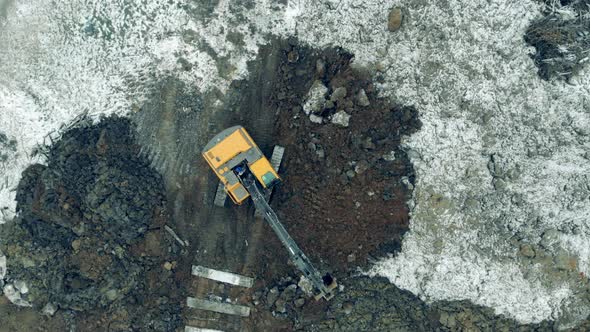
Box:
[239,172,336,300]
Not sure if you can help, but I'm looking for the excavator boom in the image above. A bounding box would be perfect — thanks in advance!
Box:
[240,173,335,300]
[202,126,336,301]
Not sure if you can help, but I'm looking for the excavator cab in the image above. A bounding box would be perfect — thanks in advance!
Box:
[202,126,280,205]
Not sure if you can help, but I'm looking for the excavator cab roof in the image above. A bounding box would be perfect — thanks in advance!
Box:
[202,126,280,204]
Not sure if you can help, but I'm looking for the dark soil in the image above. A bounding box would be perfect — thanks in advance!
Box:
[0,117,184,331]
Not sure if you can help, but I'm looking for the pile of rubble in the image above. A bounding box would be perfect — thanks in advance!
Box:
[0,117,183,330]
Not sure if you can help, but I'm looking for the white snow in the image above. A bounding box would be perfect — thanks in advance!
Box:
[1,0,590,326]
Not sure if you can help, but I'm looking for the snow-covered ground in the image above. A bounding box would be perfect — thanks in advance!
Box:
[1,0,589,327]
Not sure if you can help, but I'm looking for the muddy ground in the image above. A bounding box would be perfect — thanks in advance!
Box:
[2,38,590,332]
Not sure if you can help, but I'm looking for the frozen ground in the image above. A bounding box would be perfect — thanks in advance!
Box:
[1,0,589,328]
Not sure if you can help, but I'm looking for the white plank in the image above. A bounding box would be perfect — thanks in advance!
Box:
[191,265,254,288]
[186,297,250,317]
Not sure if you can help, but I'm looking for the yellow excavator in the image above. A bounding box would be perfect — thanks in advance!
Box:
[202,125,336,300]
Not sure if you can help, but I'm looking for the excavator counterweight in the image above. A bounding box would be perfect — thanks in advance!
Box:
[202,126,336,301]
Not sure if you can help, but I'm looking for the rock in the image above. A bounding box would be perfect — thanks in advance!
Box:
[13,280,29,294]
[294,298,305,308]
[342,301,354,315]
[356,89,370,106]
[388,8,403,32]
[362,138,376,150]
[316,59,326,77]
[330,87,347,102]
[71,239,81,251]
[401,176,414,190]
[298,276,314,296]
[274,298,287,313]
[3,284,31,307]
[383,151,396,161]
[309,114,324,124]
[519,244,536,258]
[105,289,119,301]
[346,170,356,179]
[347,253,356,263]
[324,99,335,109]
[0,253,6,279]
[42,302,58,316]
[540,229,560,249]
[331,111,351,127]
[287,50,299,63]
[267,287,279,306]
[302,80,328,115]
[554,250,576,271]
[281,284,298,301]
[316,148,325,159]
[354,160,370,174]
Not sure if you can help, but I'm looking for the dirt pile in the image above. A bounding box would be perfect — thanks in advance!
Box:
[0,117,183,331]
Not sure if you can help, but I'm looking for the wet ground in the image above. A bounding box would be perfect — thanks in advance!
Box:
[2,38,590,332]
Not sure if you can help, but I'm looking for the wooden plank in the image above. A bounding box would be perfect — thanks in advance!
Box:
[186,297,250,317]
[191,265,254,288]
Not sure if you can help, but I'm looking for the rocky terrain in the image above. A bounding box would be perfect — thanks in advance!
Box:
[1,0,590,331]
[1,118,183,331]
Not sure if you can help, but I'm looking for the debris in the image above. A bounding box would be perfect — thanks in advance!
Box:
[164,262,173,270]
[165,225,187,247]
[331,110,351,127]
[302,80,328,115]
[388,8,403,32]
[356,89,370,106]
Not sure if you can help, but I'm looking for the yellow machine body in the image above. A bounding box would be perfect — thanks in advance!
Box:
[202,126,280,204]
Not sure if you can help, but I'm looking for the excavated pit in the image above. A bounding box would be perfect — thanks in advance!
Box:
[227,39,421,279]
